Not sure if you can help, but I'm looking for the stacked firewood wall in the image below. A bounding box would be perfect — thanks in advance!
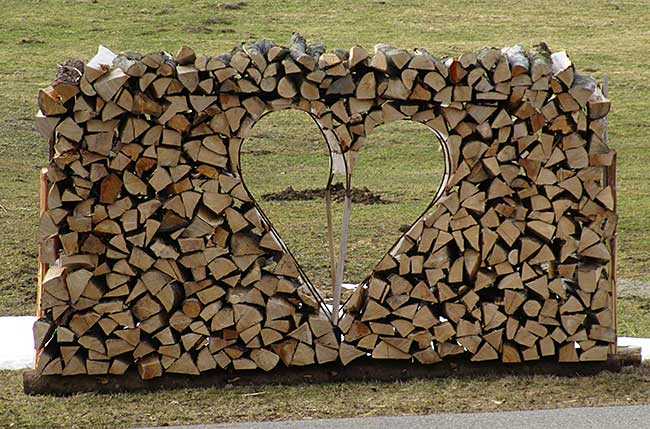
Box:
[34,34,614,379]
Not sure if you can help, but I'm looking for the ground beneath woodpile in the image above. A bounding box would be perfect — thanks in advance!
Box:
[262,183,395,205]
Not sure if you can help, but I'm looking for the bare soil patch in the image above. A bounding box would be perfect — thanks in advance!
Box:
[262,183,395,205]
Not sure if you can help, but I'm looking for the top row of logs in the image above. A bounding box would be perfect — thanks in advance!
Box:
[38,34,611,135]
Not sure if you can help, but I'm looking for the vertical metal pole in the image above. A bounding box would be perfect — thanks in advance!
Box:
[324,181,338,315]
[332,176,352,324]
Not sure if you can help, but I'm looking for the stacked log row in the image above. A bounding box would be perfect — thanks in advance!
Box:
[34,34,614,380]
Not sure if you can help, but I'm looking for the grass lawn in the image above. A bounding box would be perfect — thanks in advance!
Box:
[1,0,650,316]
[3,364,650,428]
[1,0,650,426]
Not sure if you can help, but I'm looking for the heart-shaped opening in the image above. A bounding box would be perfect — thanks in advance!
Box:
[241,112,448,318]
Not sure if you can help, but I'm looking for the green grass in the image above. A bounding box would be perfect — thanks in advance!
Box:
[4,364,650,428]
[618,297,650,338]
[2,0,649,316]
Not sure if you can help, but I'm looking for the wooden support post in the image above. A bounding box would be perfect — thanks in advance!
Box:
[36,167,49,368]
[22,355,630,395]
[37,168,49,319]
[603,75,617,356]
[608,150,617,355]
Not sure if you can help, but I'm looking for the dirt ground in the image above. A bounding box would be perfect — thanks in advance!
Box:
[263,183,395,205]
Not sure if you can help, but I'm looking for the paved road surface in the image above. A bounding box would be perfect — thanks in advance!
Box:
[141,405,649,429]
